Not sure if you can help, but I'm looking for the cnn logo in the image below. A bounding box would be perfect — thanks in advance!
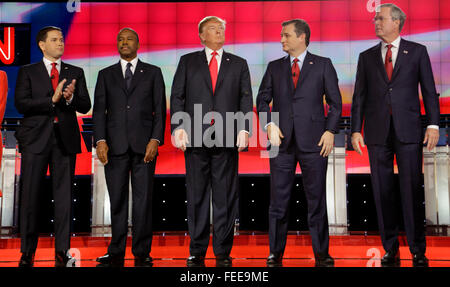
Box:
[0,27,15,65]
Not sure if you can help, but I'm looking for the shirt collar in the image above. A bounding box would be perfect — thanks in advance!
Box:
[120,57,138,69]
[290,49,307,65]
[382,36,401,49]
[43,56,61,67]
[205,46,223,58]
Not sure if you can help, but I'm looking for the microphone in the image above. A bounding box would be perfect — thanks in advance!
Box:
[389,57,392,63]
[293,72,296,77]
[51,75,55,79]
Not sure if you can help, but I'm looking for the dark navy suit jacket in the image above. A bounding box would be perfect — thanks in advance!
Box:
[351,39,440,144]
[93,60,166,155]
[170,50,253,147]
[257,52,342,153]
[15,61,91,154]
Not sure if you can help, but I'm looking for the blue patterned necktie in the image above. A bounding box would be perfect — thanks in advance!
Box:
[125,62,133,90]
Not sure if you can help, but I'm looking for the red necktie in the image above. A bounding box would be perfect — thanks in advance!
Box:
[209,51,218,126]
[209,51,218,94]
[292,58,300,88]
[51,62,59,122]
[51,62,59,90]
[385,44,393,81]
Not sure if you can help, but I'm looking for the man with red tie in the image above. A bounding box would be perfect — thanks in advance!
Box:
[257,19,342,267]
[14,26,91,267]
[171,16,253,267]
[351,3,440,267]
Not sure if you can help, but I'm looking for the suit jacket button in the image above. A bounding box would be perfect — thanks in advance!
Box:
[127,105,130,109]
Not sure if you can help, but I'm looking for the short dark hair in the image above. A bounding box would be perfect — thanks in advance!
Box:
[282,19,311,47]
[36,26,62,51]
[117,27,139,43]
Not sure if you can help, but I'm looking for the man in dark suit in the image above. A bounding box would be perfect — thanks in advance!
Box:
[171,16,253,267]
[14,26,91,267]
[351,4,440,267]
[257,19,342,267]
[93,28,166,267]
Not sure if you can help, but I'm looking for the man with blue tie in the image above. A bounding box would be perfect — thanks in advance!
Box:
[257,19,342,267]
[351,3,440,267]
[93,28,166,267]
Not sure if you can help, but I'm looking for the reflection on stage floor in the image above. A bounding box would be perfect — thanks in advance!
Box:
[1,232,450,267]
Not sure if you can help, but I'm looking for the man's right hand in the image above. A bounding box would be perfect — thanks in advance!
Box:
[52,79,67,103]
[97,141,109,165]
[267,123,284,147]
[174,129,189,152]
[351,132,365,156]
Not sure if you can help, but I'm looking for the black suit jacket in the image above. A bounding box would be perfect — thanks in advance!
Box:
[257,52,342,152]
[351,38,440,144]
[93,60,166,155]
[170,50,253,147]
[14,60,91,154]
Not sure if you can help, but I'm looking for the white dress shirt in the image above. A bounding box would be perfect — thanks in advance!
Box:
[381,35,400,68]
[43,56,61,75]
[380,37,438,131]
[120,57,138,78]
[290,49,307,70]
[204,46,223,71]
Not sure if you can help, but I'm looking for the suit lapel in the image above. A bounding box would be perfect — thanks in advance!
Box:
[37,61,54,95]
[113,61,127,94]
[199,50,213,94]
[128,60,146,94]
[391,38,407,83]
[215,51,231,91]
[59,61,69,84]
[282,55,294,94]
[297,52,314,88]
[372,42,389,83]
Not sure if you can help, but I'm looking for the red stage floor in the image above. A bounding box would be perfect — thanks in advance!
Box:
[1,233,450,267]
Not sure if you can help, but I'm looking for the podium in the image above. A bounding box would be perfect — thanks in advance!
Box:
[423,128,450,227]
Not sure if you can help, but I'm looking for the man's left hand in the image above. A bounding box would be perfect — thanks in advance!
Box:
[318,130,334,157]
[423,128,440,151]
[236,130,249,152]
[144,139,159,163]
[63,79,76,101]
